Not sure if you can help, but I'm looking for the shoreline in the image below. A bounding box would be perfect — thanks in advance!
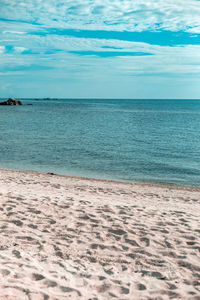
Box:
[0,168,200,299]
[1,167,200,192]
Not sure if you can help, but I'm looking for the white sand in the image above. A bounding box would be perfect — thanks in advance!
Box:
[0,169,200,299]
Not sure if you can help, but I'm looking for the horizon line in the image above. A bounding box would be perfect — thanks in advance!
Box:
[1,97,200,101]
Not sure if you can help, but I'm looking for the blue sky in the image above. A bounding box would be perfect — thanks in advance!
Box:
[0,0,200,99]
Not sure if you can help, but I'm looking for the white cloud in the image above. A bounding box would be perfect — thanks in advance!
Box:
[3,31,26,35]
[1,23,200,77]
[1,0,200,32]
[14,46,27,52]
[0,46,5,53]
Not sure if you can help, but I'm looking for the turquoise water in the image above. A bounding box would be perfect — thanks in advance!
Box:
[0,98,200,187]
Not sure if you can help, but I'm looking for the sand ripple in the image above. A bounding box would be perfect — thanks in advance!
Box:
[0,170,200,299]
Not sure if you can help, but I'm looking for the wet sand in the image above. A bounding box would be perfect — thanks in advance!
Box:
[0,169,200,299]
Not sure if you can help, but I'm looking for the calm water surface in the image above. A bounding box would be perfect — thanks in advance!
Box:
[0,99,200,187]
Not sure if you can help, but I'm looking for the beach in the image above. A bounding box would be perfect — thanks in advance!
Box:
[0,169,200,299]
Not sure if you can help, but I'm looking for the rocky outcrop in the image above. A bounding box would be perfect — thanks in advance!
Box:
[0,98,22,105]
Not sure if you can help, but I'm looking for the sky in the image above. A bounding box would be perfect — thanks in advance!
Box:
[0,0,200,99]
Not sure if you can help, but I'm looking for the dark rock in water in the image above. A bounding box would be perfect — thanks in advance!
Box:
[0,98,22,105]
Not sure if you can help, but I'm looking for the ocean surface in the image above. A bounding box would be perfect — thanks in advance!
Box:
[0,98,200,187]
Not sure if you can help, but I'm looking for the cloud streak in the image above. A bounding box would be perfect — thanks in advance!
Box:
[68,50,154,57]
[1,0,200,32]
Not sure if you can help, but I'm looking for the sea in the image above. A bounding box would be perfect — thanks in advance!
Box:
[0,98,200,187]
